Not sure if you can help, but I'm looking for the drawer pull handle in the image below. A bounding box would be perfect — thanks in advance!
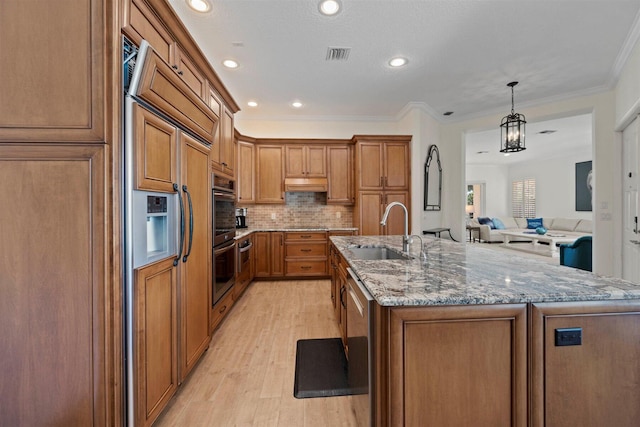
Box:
[301,266,312,270]
[300,235,312,238]
[219,305,227,314]
[301,249,312,252]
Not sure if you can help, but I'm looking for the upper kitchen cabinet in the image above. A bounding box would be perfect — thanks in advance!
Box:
[354,136,411,191]
[172,46,206,99]
[285,145,327,178]
[124,0,175,64]
[327,144,354,205]
[0,0,106,142]
[237,136,256,204]
[256,145,285,204]
[208,87,235,178]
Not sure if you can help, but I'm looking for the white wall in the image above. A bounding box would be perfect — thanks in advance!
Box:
[506,149,593,220]
[465,164,509,218]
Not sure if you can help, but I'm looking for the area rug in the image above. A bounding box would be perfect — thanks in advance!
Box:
[293,337,359,398]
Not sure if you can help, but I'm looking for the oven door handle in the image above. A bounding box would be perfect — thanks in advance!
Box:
[182,185,194,263]
[213,191,236,200]
[214,241,236,256]
[239,241,253,253]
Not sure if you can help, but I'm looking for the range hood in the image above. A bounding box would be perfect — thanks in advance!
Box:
[284,178,328,192]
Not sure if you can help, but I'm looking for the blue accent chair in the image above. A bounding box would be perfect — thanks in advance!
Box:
[559,236,592,272]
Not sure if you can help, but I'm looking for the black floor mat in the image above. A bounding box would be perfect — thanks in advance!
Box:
[293,338,359,399]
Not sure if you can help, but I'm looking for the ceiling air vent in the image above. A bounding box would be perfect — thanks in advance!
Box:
[326,47,351,61]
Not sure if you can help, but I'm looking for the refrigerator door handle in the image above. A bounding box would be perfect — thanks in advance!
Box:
[174,183,185,266]
[182,184,194,262]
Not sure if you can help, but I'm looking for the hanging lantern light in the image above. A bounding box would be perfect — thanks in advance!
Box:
[500,81,526,153]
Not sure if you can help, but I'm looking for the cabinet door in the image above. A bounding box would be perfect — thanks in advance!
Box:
[173,46,206,99]
[531,301,640,427]
[125,0,175,64]
[237,140,255,203]
[0,145,108,425]
[357,192,383,236]
[285,145,306,177]
[270,232,285,276]
[385,304,527,427]
[134,104,177,192]
[0,0,105,142]
[208,87,222,168]
[306,145,327,177]
[384,142,410,190]
[253,232,271,277]
[327,145,353,204]
[179,132,212,381]
[221,108,235,177]
[134,257,178,427]
[383,191,410,236]
[256,145,285,203]
[357,142,383,190]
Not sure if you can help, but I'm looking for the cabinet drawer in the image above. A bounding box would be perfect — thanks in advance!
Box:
[285,242,327,257]
[211,288,234,332]
[285,260,327,276]
[285,232,327,241]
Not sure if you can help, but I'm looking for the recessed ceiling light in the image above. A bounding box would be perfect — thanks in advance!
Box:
[186,0,211,13]
[291,101,303,108]
[504,153,511,157]
[388,57,408,68]
[222,59,239,69]
[319,0,341,16]
[247,101,258,107]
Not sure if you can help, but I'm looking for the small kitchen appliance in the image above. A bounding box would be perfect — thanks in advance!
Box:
[236,207,248,228]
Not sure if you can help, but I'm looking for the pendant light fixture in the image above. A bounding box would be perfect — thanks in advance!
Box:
[500,81,526,153]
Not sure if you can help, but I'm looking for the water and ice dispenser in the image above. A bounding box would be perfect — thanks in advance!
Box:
[132,191,177,268]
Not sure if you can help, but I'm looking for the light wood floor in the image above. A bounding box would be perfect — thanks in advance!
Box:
[155,280,360,427]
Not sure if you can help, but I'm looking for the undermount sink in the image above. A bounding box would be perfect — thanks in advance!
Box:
[347,246,412,260]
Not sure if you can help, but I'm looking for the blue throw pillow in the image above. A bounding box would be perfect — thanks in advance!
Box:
[478,217,495,229]
[527,217,543,229]
[492,218,506,230]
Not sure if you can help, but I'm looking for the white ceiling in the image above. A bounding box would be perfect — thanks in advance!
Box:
[465,113,592,166]
[168,0,640,123]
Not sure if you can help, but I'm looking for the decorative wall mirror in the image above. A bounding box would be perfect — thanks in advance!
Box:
[424,144,442,211]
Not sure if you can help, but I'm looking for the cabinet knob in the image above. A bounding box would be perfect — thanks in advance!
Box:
[178,71,184,76]
[172,64,178,69]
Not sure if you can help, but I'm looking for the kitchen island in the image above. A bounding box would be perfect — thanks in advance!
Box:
[330,235,640,427]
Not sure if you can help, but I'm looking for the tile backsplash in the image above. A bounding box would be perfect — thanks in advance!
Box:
[240,192,354,228]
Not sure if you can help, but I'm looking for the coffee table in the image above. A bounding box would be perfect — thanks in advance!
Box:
[499,230,578,257]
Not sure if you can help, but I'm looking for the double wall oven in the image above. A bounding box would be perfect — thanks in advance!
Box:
[212,175,236,304]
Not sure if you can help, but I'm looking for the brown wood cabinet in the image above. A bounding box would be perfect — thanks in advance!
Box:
[210,91,235,178]
[134,257,178,427]
[376,303,528,426]
[355,137,410,191]
[134,103,178,192]
[256,145,285,204]
[172,46,206,98]
[0,145,110,425]
[327,144,354,205]
[237,139,256,203]
[124,0,175,64]
[254,232,285,277]
[211,285,235,332]
[354,136,411,236]
[234,234,254,300]
[178,132,212,382]
[531,301,640,427]
[0,0,105,143]
[285,145,327,178]
[284,231,328,277]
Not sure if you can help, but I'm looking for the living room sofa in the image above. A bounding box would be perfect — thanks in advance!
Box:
[470,217,592,243]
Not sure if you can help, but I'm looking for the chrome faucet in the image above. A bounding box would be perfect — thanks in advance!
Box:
[380,201,411,253]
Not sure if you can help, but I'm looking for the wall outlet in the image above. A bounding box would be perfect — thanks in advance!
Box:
[336,211,342,219]
[271,213,276,220]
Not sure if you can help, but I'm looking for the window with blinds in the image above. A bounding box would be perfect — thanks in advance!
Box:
[512,178,536,218]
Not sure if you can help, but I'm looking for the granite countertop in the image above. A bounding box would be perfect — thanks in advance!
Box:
[235,227,358,239]
[330,235,640,307]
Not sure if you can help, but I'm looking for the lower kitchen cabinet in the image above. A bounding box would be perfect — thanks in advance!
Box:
[376,303,528,426]
[254,231,285,277]
[211,285,235,332]
[284,231,328,277]
[531,301,640,427]
[234,234,254,299]
[134,257,178,427]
